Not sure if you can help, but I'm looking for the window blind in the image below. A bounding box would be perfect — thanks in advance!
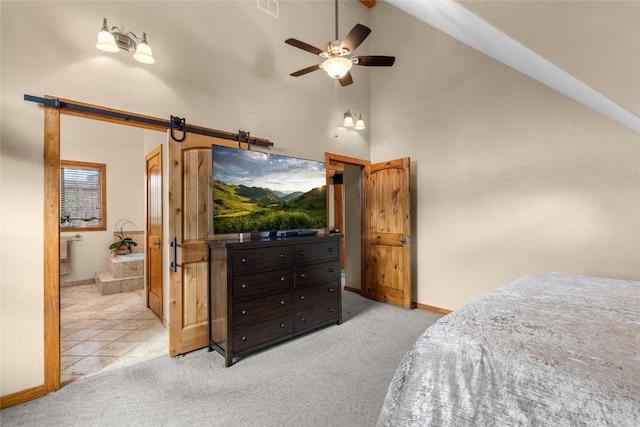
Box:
[60,163,103,224]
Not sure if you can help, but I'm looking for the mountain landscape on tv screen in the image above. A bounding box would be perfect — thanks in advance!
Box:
[213,180,326,233]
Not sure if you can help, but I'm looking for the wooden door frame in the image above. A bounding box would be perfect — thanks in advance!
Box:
[324,153,370,294]
[42,97,168,394]
[43,96,260,395]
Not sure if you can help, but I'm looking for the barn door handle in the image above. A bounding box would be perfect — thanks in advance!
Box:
[401,236,410,246]
[170,237,178,272]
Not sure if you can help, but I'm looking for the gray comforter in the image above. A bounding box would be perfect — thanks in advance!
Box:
[378,273,640,426]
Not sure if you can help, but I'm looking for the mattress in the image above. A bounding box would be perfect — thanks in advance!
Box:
[378,273,640,426]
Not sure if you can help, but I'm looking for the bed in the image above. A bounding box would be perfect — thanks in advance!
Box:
[377,273,640,426]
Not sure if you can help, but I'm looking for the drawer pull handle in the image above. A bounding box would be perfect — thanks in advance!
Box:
[328,247,334,252]
[299,251,306,256]
[300,295,306,300]
[300,273,307,279]
[241,335,247,342]
[241,283,248,289]
[329,308,334,313]
[241,257,247,263]
[280,300,286,305]
[300,317,306,322]
[328,267,334,272]
[328,288,334,293]
[280,253,286,258]
[280,323,286,329]
[241,309,248,315]
[280,276,286,282]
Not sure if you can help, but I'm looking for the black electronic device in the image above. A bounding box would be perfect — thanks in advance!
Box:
[212,145,327,236]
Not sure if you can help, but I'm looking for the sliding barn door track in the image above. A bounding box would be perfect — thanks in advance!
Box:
[24,94,274,148]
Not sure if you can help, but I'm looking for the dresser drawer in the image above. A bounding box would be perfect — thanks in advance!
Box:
[294,240,339,265]
[294,261,340,288]
[294,281,339,311]
[232,268,293,301]
[295,300,339,332]
[233,315,293,352]
[232,292,292,329]
[231,246,293,273]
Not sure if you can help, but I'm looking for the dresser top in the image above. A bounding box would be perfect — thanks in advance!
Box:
[206,234,340,249]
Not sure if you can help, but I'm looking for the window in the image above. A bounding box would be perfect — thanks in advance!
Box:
[60,160,106,231]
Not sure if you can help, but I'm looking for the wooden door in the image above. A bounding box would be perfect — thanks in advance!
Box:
[168,132,242,356]
[146,145,163,319]
[363,158,412,308]
[168,132,213,356]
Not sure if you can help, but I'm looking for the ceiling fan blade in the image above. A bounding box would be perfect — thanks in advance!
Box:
[290,64,322,77]
[285,38,324,56]
[354,55,396,67]
[338,71,353,87]
[340,24,371,53]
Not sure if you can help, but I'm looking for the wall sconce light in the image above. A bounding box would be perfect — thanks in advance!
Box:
[96,18,155,64]
[343,110,355,127]
[343,110,365,130]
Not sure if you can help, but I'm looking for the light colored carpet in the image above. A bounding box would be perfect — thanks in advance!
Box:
[1,291,442,426]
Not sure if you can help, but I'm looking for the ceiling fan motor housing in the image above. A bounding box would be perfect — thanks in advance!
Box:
[322,41,350,58]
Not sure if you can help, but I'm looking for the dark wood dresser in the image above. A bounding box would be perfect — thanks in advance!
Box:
[207,235,342,366]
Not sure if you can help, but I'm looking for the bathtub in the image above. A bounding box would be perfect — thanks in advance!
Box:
[99,252,145,295]
[117,252,145,261]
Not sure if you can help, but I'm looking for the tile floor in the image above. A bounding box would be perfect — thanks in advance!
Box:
[60,283,167,384]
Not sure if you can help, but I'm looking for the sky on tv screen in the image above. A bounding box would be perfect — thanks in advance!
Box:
[212,146,325,193]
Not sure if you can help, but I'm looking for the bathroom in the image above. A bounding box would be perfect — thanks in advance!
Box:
[59,115,167,383]
[59,116,148,294]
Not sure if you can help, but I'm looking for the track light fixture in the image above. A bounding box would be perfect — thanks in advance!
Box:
[96,18,155,64]
[343,110,365,130]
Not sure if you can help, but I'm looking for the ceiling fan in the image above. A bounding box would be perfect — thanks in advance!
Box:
[285,0,395,87]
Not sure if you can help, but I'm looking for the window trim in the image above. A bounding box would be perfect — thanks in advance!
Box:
[60,160,107,231]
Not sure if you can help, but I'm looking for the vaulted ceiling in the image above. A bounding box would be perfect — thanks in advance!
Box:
[383,0,640,133]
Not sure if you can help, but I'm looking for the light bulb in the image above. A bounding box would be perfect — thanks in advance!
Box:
[133,36,155,64]
[322,57,353,79]
[343,111,354,127]
[96,29,119,53]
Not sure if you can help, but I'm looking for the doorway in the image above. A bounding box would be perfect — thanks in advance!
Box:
[325,153,413,308]
[325,153,369,293]
[42,96,271,394]
[57,115,166,384]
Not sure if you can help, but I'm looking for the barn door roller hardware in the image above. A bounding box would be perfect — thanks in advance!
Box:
[24,94,274,148]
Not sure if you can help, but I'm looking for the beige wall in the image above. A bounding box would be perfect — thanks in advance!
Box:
[370,1,639,310]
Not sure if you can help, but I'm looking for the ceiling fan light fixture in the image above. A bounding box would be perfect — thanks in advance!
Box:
[322,57,353,79]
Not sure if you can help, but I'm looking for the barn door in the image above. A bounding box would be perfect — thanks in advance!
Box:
[168,132,216,356]
[363,158,412,309]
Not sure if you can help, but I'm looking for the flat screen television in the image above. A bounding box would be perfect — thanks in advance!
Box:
[212,145,327,236]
